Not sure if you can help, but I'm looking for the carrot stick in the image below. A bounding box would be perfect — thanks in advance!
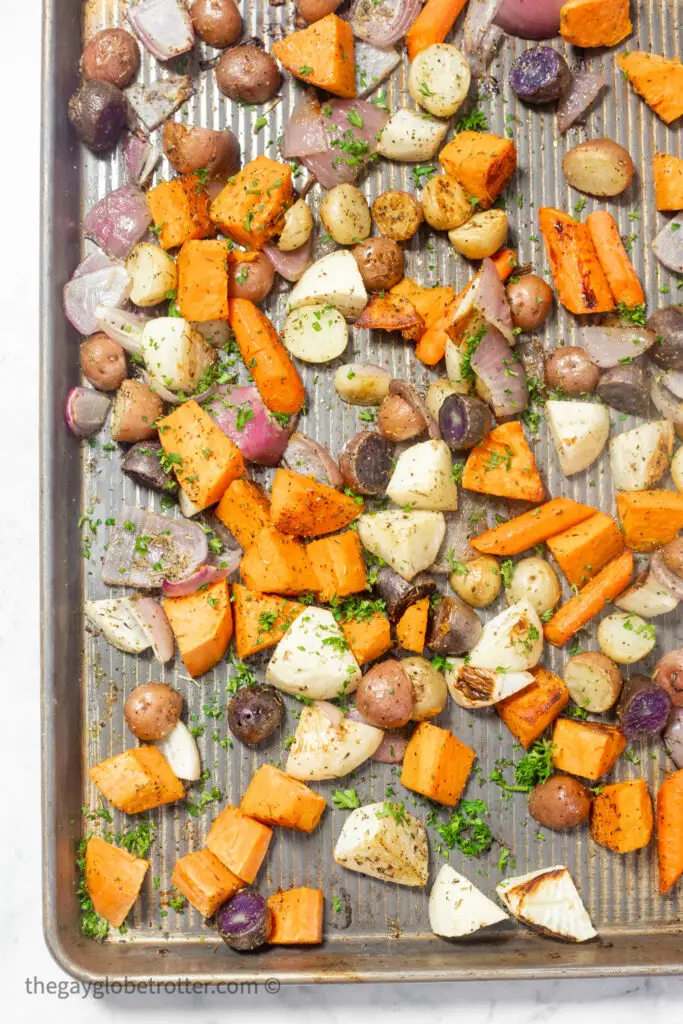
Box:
[657,770,683,893]
[228,298,305,415]
[586,211,645,308]
[470,497,596,556]
[543,550,633,647]
[415,248,517,366]
[406,0,469,62]
[538,207,614,314]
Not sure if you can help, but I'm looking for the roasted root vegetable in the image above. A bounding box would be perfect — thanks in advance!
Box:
[376,108,449,162]
[497,666,569,750]
[141,317,216,395]
[320,184,371,245]
[228,684,284,745]
[616,491,683,553]
[283,305,349,363]
[551,718,627,781]
[439,132,517,210]
[449,210,509,260]
[289,250,368,320]
[206,805,272,884]
[339,432,393,496]
[546,512,624,589]
[147,175,214,250]
[597,612,657,665]
[402,657,448,721]
[528,775,592,832]
[271,14,355,98]
[333,362,392,406]
[123,682,182,741]
[110,379,164,443]
[286,704,383,779]
[544,551,634,647]
[215,888,271,951]
[229,299,305,416]
[240,764,326,832]
[266,606,361,699]
[341,611,393,665]
[162,578,233,677]
[408,43,470,119]
[176,239,230,322]
[401,721,475,806]
[559,0,632,48]
[355,293,425,342]
[462,422,545,503]
[355,659,414,730]
[618,51,683,126]
[387,439,459,511]
[446,661,534,710]
[509,46,569,104]
[334,802,429,885]
[396,599,430,654]
[307,530,368,603]
[538,207,614,314]
[215,479,270,551]
[471,498,596,557]
[126,243,177,307]
[89,746,184,814]
[211,156,294,249]
[657,770,683,892]
[609,421,674,493]
[171,849,242,918]
[267,888,324,944]
[563,140,634,198]
[504,558,561,619]
[497,865,596,942]
[240,527,319,596]
[406,0,468,62]
[563,652,622,713]
[546,400,610,477]
[231,585,304,660]
[429,864,508,938]
[427,595,483,656]
[158,400,245,511]
[654,153,683,212]
[270,469,363,537]
[586,211,644,309]
[85,836,149,928]
[590,779,653,854]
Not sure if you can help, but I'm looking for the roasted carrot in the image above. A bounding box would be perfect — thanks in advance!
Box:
[396,598,430,654]
[162,578,233,677]
[415,248,517,365]
[497,667,569,750]
[177,239,230,322]
[546,511,624,589]
[439,132,517,209]
[544,550,634,647]
[89,747,184,814]
[586,211,644,309]
[551,718,626,781]
[619,52,683,126]
[147,175,215,250]
[401,722,475,806]
[207,805,273,883]
[590,779,654,854]
[538,207,615,314]
[232,583,304,659]
[240,526,319,596]
[654,153,683,212]
[210,155,295,249]
[559,0,632,48]
[355,294,425,342]
[657,771,683,893]
[85,836,149,928]
[171,849,242,917]
[240,764,326,832]
[617,490,683,552]
[306,530,368,602]
[215,478,271,550]
[471,498,596,556]
[406,0,469,61]
[462,422,545,503]
[267,888,324,944]
[228,298,305,416]
[272,14,355,98]
[341,611,393,665]
[270,468,364,537]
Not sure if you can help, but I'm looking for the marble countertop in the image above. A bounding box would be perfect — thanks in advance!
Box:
[5,2,683,1018]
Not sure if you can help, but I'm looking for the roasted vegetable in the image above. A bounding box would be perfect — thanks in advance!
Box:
[215,888,272,951]
[339,432,393,496]
[528,775,592,831]
[438,394,492,451]
[228,685,284,745]
[375,566,436,622]
[509,46,569,104]
[618,673,671,738]
[355,659,414,730]
[426,596,482,655]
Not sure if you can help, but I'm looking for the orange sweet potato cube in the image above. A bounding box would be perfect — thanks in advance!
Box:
[147,175,215,250]
[551,718,626,781]
[207,805,273,883]
[89,746,184,814]
[240,765,326,832]
[306,530,368,603]
[171,849,243,918]
[497,666,569,749]
[210,156,294,249]
[590,779,654,853]
[267,888,324,944]
[341,612,392,665]
[215,478,271,551]
[85,836,149,928]
[401,721,475,806]
[162,578,233,677]
[177,239,230,321]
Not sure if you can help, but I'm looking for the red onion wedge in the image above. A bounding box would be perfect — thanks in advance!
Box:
[315,700,345,727]
[344,705,410,762]
[661,371,683,401]
[66,387,110,438]
[281,90,327,160]
[650,375,683,424]
[73,252,114,278]
[263,236,313,283]
[464,0,504,77]
[580,325,658,368]
[63,264,130,336]
[664,707,683,768]
[283,433,343,488]
[650,550,683,602]
[95,305,148,357]
[557,69,606,133]
[457,256,514,343]
[101,506,208,589]
[349,0,421,48]
[494,0,564,39]
[653,216,683,275]
[161,563,233,598]
[204,384,293,466]
[354,40,400,99]
[84,184,152,261]
[127,0,194,61]
[131,596,175,663]
[471,328,528,418]
[125,75,194,133]
[302,99,389,190]
[123,133,161,188]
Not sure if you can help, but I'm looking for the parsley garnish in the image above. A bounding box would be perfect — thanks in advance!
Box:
[332,788,360,809]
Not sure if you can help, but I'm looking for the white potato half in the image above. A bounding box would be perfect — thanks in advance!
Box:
[504,557,561,618]
[283,305,348,364]
[546,400,610,476]
[497,866,597,943]
[320,184,371,246]
[468,598,544,672]
[357,510,446,581]
[376,108,449,162]
[288,250,368,320]
[609,420,674,491]
[563,652,623,713]
[333,362,392,406]
[266,607,362,699]
[285,705,383,780]
[278,198,313,252]
[85,598,150,654]
[140,317,215,393]
[409,43,471,118]
[449,210,508,260]
[429,865,508,938]
[387,439,459,511]
[126,242,177,308]
[334,802,429,886]
[615,571,679,618]
[154,720,201,781]
[401,657,448,721]
[597,612,657,664]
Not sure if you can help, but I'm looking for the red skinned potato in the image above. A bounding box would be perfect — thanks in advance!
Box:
[190,0,242,48]
[227,254,275,303]
[110,379,164,443]
[124,683,183,741]
[81,28,140,89]
[298,0,342,24]
[215,46,281,105]
[80,333,128,391]
[654,651,683,708]
[355,660,413,729]
[162,122,240,181]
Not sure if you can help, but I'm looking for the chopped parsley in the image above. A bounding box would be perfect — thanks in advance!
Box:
[332,788,360,810]
[434,800,492,857]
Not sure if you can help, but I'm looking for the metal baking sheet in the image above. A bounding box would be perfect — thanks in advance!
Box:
[41,0,683,984]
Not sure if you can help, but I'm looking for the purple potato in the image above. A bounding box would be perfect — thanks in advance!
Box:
[228,685,284,745]
[509,46,570,104]
[122,441,178,494]
[438,394,492,451]
[215,888,272,951]
[618,674,671,738]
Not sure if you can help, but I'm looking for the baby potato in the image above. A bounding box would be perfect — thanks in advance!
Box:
[421,174,472,231]
[564,652,623,713]
[110,379,164,443]
[320,184,371,245]
[449,210,508,260]
[372,191,424,242]
[451,555,501,608]
[278,198,313,252]
[426,379,460,421]
[598,613,657,664]
[124,682,182,741]
[505,557,561,618]
[408,43,471,119]
[355,659,413,729]
[401,656,448,721]
[528,775,592,831]
[562,139,634,197]
[126,243,177,307]
[333,362,392,406]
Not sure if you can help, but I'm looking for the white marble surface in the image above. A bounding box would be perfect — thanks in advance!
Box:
[4,2,683,1018]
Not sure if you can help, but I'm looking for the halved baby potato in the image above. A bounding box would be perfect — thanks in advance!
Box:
[563,652,623,713]
[283,304,348,363]
[126,243,177,307]
[408,43,471,119]
[449,210,508,260]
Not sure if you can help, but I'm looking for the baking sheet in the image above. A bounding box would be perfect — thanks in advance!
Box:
[40,0,683,983]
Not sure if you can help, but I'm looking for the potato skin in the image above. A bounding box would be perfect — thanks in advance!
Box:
[451,555,501,608]
[215,46,281,104]
[563,139,634,198]
[227,253,275,302]
[372,191,424,242]
[355,659,413,729]
[352,238,404,292]
[506,274,553,332]
[162,122,240,180]
[80,333,128,391]
[111,379,164,443]
[378,394,426,441]
[124,683,183,741]
[545,346,600,395]
[81,28,140,88]
[297,0,342,23]
[528,774,592,831]
[190,0,242,48]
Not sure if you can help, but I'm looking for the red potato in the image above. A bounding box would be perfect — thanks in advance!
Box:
[190,0,242,48]
[227,254,275,303]
[110,379,164,443]
[162,122,240,181]
[81,28,140,89]
[355,660,413,730]
[80,333,127,391]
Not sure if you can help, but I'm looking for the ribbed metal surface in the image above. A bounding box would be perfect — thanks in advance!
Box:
[42,0,683,983]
